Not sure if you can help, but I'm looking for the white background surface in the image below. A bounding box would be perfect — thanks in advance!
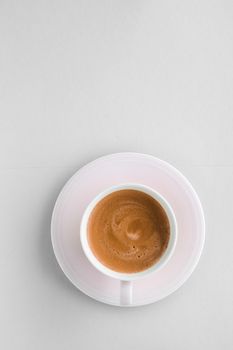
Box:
[0,1,233,349]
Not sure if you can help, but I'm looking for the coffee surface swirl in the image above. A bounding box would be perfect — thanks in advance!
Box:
[88,189,170,273]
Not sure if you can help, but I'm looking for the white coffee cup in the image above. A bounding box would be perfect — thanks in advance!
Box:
[80,183,177,306]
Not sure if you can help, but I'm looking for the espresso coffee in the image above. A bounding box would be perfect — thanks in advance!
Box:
[87,189,170,273]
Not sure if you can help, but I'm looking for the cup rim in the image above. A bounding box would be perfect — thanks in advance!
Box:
[80,183,177,281]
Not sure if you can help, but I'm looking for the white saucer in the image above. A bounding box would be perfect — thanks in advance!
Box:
[51,153,205,307]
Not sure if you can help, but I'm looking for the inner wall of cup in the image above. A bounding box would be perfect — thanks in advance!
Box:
[82,184,176,278]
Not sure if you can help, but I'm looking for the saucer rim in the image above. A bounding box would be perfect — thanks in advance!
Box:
[51,152,205,307]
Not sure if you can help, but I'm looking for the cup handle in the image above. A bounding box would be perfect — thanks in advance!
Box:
[120,280,133,306]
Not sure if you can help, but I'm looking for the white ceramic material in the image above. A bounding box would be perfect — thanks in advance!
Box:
[80,183,177,305]
[51,153,205,307]
[80,183,177,281]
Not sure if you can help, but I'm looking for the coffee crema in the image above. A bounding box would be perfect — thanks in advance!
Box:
[87,189,170,273]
